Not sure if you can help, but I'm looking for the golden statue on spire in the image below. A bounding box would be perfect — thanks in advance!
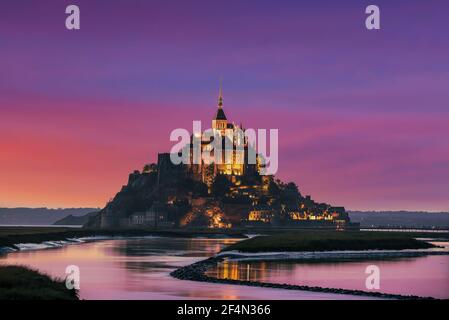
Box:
[218,77,223,108]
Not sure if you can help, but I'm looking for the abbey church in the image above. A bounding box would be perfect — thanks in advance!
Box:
[159,83,265,188]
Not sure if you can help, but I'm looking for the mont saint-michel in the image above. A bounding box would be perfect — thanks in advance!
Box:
[86,88,356,230]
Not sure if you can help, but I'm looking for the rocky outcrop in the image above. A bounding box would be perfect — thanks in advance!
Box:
[84,168,205,229]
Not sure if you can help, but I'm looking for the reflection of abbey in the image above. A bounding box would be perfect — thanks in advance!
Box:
[88,85,357,231]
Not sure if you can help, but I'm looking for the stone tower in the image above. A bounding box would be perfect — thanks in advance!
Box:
[212,80,228,135]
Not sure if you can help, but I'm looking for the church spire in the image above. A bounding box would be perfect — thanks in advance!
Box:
[213,78,227,121]
[218,77,223,108]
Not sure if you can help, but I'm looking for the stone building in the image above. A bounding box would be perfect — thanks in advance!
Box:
[146,202,173,228]
[129,212,146,225]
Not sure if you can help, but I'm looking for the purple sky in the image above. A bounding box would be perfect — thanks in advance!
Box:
[0,0,448,211]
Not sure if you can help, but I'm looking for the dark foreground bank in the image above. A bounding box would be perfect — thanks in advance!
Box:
[0,265,78,300]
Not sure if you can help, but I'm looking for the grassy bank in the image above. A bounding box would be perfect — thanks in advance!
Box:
[223,231,437,252]
[0,226,246,249]
[0,265,78,300]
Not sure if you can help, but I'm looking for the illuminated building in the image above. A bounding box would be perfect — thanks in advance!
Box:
[183,82,263,186]
[248,205,275,223]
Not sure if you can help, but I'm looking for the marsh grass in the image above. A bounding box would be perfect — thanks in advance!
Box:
[0,265,78,300]
[223,231,436,252]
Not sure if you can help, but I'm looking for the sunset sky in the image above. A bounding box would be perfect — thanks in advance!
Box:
[0,0,448,211]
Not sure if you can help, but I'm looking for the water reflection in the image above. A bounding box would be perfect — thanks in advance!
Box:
[3,237,444,299]
[1,237,366,300]
[209,260,297,282]
[206,252,449,299]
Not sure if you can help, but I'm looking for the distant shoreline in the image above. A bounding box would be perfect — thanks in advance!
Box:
[2,207,449,229]
[361,228,449,233]
[349,211,449,230]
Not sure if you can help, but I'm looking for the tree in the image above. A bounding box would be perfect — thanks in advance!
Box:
[281,182,301,206]
[268,180,281,198]
[285,182,301,196]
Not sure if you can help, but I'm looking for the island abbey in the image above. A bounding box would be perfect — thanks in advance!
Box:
[89,85,356,230]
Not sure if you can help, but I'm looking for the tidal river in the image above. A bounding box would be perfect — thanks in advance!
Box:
[1,237,448,299]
